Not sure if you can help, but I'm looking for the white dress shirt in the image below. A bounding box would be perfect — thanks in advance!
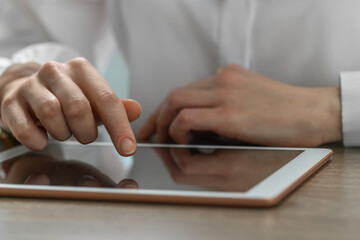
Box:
[0,0,359,146]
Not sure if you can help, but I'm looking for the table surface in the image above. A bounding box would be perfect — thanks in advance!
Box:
[0,142,359,240]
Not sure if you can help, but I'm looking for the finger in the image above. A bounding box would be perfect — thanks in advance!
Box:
[40,73,97,144]
[184,65,244,89]
[137,106,160,141]
[185,76,216,89]
[169,108,220,144]
[121,99,142,122]
[156,89,219,143]
[20,81,71,141]
[117,179,139,189]
[93,99,142,126]
[1,99,48,150]
[66,58,136,156]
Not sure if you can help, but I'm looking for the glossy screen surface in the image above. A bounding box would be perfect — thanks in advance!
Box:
[0,144,303,193]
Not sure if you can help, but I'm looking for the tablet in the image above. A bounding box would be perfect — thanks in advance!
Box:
[0,141,332,207]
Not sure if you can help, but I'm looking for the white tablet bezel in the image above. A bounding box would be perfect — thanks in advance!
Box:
[0,141,333,207]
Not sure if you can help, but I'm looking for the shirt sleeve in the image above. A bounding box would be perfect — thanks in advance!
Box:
[0,42,82,77]
[0,58,12,77]
[0,1,79,75]
[340,71,360,146]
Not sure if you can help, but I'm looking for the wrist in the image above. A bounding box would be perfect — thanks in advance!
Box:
[316,87,343,145]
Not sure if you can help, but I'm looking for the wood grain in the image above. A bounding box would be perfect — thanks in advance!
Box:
[0,143,359,240]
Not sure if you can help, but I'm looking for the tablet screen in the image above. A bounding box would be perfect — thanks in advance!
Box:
[0,144,303,193]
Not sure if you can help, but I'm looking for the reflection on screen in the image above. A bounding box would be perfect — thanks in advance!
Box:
[0,145,302,193]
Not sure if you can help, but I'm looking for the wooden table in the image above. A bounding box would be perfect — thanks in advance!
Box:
[0,143,359,240]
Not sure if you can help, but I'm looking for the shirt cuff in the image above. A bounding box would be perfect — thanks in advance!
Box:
[11,42,81,64]
[1,42,81,76]
[0,57,12,77]
[340,71,360,146]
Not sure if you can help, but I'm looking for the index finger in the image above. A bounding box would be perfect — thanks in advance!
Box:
[66,58,137,156]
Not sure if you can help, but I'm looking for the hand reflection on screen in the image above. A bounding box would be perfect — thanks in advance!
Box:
[0,154,138,189]
[155,148,299,192]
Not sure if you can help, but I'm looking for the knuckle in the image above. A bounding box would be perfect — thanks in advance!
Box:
[39,61,64,80]
[65,98,90,118]
[167,89,182,108]
[37,99,61,120]
[13,124,33,142]
[216,71,238,87]
[1,94,16,109]
[67,57,90,69]
[98,88,119,105]
[54,132,72,142]
[177,109,192,126]
[76,129,98,144]
[19,77,37,91]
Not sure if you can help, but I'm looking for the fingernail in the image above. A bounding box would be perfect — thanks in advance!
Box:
[78,175,101,187]
[118,179,139,189]
[120,137,136,155]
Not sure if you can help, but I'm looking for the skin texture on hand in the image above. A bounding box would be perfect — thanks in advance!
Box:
[138,65,342,147]
[0,59,141,156]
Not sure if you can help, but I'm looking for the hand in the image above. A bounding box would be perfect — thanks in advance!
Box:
[0,59,141,156]
[155,147,297,191]
[0,153,139,189]
[138,65,342,147]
